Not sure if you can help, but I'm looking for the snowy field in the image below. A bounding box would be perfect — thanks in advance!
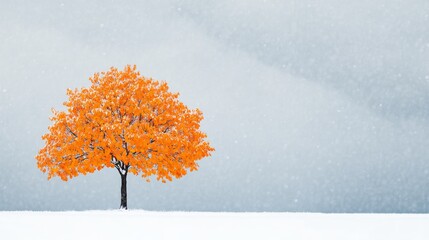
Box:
[1,211,428,240]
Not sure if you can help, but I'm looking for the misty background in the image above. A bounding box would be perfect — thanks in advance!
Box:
[1,0,429,212]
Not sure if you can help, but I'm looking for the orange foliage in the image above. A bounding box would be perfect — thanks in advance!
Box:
[36,65,214,182]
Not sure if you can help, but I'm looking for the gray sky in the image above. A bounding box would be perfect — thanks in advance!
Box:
[1,0,429,212]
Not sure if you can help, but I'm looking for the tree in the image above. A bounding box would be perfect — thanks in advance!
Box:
[36,65,214,209]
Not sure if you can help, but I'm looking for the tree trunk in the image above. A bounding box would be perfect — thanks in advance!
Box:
[120,173,127,209]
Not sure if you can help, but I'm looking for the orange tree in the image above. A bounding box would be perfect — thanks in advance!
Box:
[36,65,214,209]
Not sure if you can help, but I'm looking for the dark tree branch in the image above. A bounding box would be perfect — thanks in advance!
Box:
[66,127,78,138]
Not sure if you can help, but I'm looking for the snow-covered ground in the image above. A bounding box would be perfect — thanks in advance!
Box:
[1,211,428,240]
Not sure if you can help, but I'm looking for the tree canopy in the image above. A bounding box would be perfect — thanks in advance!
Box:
[36,65,214,183]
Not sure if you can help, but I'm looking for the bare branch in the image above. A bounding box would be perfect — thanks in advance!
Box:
[66,127,78,138]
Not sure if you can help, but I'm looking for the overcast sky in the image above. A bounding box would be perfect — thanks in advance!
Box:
[1,0,429,212]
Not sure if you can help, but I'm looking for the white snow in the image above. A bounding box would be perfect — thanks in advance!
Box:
[0,211,428,240]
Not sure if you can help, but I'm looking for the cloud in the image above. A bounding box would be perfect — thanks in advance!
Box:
[176,0,429,119]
